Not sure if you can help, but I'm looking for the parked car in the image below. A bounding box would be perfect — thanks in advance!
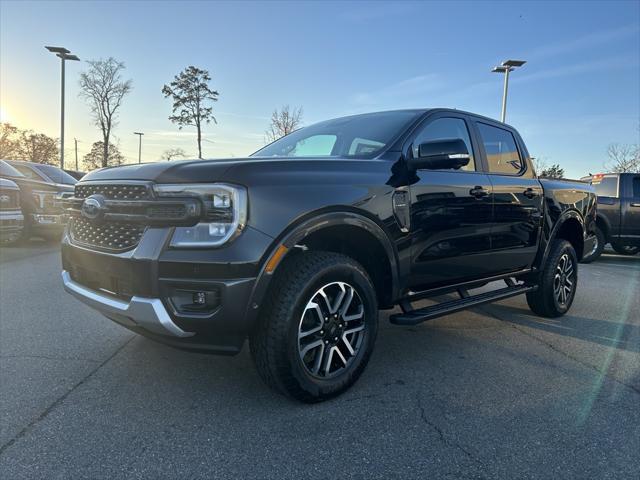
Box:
[0,177,24,245]
[0,160,73,241]
[60,109,596,402]
[580,172,640,262]
[6,160,78,186]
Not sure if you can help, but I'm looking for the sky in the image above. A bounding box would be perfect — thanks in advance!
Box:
[0,0,639,178]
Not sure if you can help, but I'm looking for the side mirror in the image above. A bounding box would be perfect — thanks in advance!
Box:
[408,139,470,170]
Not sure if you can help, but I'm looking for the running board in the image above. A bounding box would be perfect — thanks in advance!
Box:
[389,284,536,326]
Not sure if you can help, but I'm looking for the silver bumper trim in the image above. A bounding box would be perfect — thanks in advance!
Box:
[61,271,194,338]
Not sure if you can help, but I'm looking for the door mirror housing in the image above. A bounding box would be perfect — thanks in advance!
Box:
[409,139,470,170]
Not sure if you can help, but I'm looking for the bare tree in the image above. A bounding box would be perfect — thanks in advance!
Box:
[604,143,640,173]
[162,66,219,159]
[532,157,548,175]
[79,58,132,168]
[265,105,303,143]
[161,148,187,161]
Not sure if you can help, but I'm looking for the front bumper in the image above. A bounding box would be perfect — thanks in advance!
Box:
[61,225,273,354]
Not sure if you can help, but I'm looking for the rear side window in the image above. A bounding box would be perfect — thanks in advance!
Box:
[477,123,523,174]
[632,176,640,199]
[592,176,619,197]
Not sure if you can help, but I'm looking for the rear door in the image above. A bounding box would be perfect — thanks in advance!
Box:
[473,121,543,272]
[405,113,495,289]
[620,174,640,243]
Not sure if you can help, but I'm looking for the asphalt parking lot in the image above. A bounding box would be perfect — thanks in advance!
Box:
[0,241,639,479]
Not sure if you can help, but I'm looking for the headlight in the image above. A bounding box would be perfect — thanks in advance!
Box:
[154,183,247,248]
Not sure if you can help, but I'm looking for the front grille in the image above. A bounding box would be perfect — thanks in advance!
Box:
[70,217,146,252]
[75,183,150,200]
[0,190,19,210]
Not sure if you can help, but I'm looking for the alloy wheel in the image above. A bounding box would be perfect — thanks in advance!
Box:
[297,282,366,379]
[553,253,575,306]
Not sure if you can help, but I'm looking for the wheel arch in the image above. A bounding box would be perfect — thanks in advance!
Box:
[540,210,585,267]
[594,213,611,241]
[244,210,401,329]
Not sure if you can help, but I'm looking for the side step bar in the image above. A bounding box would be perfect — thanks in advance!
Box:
[390,284,536,326]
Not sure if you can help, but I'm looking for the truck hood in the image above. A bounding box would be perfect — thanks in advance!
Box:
[79,157,362,184]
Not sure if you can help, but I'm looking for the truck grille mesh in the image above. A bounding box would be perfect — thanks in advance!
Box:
[70,217,145,252]
[74,184,150,200]
[0,190,19,210]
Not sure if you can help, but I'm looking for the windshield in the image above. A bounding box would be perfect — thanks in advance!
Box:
[252,110,421,159]
[0,160,25,178]
[33,163,78,185]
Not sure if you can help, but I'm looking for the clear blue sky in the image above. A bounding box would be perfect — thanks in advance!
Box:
[1,0,638,177]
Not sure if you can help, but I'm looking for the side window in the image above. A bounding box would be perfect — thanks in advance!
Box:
[412,117,475,171]
[632,176,640,199]
[477,123,523,174]
[13,165,44,181]
[592,176,619,198]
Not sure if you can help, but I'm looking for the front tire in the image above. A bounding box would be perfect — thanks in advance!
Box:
[250,251,378,403]
[527,239,578,318]
[580,226,604,263]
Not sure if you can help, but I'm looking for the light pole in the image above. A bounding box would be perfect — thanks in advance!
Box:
[491,59,526,122]
[45,46,80,169]
[134,132,144,163]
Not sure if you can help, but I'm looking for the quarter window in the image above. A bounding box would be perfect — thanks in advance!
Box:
[412,118,475,171]
[477,123,523,174]
[632,176,640,199]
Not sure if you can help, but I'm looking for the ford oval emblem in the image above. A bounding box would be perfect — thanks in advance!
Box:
[81,194,106,221]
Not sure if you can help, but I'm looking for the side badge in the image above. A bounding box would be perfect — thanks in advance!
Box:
[392,189,410,233]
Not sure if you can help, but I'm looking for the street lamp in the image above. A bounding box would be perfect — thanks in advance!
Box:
[491,59,526,123]
[134,132,144,163]
[45,46,80,169]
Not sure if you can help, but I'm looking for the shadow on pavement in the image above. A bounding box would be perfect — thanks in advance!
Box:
[485,303,640,354]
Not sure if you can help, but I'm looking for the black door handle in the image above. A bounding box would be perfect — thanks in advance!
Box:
[470,186,489,198]
[523,187,539,199]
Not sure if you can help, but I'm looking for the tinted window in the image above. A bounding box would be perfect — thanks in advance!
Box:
[477,123,522,174]
[633,176,640,199]
[592,176,618,197]
[253,110,421,158]
[412,117,475,171]
[12,164,46,181]
[33,164,77,185]
[0,160,25,178]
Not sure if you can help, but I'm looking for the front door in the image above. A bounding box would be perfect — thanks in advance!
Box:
[406,115,494,290]
[621,174,640,243]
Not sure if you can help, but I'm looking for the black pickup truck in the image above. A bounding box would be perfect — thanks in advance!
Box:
[61,109,596,402]
[580,172,640,261]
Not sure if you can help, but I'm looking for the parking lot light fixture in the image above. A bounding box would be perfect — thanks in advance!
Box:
[45,46,80,169]
[491,59,526,122]
[134,132,144,163]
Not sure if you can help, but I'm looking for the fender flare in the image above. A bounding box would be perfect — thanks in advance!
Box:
[536,209,585,270]
[243,210,401,328]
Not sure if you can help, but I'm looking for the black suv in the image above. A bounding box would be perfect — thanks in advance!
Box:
[580,172,640,261]
[61,109,596,401]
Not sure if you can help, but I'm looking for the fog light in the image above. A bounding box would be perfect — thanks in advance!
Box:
[193,291,207,305]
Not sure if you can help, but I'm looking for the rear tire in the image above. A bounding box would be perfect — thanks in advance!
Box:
[610,242,639,256]
[580,226,604,263]
[527,239,578,318]
[250,251,378,403]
